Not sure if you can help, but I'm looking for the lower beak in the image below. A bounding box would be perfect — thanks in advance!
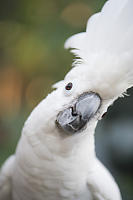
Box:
[56,92,101,134]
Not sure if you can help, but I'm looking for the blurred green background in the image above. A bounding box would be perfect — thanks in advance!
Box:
[0,0,133,199]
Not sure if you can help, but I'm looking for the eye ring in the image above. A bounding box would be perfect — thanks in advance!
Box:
[65,82,73,90]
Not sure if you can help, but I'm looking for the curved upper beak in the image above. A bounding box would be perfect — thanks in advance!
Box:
[56,92,101,134]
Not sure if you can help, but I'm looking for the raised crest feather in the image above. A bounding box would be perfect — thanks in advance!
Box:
[64,0,133,100]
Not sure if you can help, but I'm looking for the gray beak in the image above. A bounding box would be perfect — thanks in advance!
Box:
[56,92,101,134]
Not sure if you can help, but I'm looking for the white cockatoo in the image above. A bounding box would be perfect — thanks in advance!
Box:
[0,0,133,199]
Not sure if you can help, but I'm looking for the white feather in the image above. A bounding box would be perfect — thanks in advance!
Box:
[0,156,15,200]
[65,0,133,100]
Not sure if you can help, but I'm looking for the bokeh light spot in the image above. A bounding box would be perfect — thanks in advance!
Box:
[0,67,23,116]
[25,76,53,109]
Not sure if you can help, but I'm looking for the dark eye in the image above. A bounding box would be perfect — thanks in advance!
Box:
[65,82,73,90]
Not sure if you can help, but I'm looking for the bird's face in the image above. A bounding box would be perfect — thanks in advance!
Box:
[54,68,103,136]
[25,64,113,143]
[53,64,116,136]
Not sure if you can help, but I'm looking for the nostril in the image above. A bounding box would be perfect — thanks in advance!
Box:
[71,106,78,116]
[102,112,107,118]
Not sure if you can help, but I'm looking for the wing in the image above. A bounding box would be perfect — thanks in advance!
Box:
[87,159,122,200]
[0,155,15,200]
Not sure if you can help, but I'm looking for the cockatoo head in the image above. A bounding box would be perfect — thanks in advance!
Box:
[54,64,112,135]
[23,0,133,155]
[23,61,115,157]
[25,71,105,139]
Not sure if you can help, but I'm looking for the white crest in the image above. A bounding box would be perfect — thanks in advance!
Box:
[65,0,133,100]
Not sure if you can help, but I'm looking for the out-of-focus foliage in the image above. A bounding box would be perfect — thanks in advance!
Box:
[0,0,133,199]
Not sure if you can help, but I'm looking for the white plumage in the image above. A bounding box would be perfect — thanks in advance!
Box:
[65,0,133,100]
[0,0,133,199]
